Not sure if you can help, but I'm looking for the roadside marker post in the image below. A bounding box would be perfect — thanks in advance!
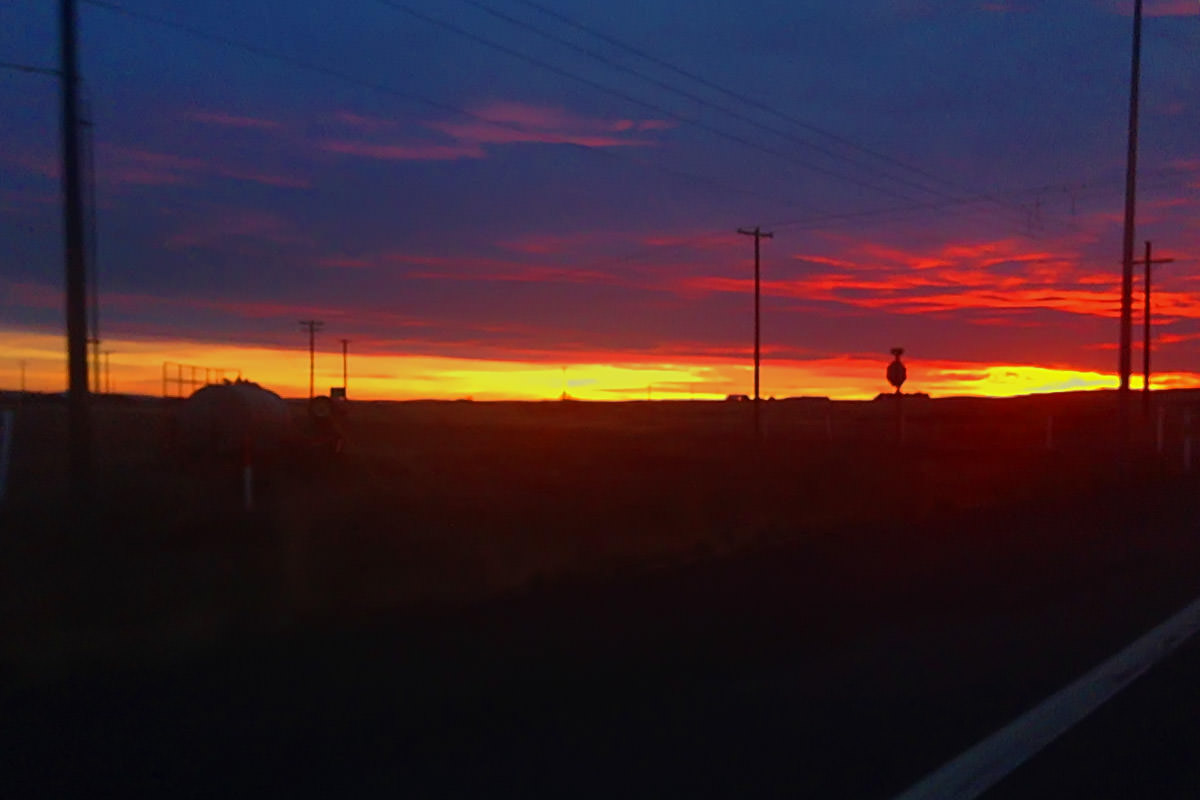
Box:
[242,433,254,512]
[0,409,13,507]
[1184,410,1192,473]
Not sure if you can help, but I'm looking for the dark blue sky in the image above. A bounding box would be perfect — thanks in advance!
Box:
[2,0,1198,396]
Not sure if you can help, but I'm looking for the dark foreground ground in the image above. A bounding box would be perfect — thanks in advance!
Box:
[4,394,1200,797]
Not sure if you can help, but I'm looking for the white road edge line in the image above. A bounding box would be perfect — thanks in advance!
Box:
[892,594,1200,800]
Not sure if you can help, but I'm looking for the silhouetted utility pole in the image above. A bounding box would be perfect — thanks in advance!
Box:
[83,91,100,401]
[339,338,349,396]
[1139,241,1175,416]
[1118,0,1143,446]
[299,320,324,399]
[60,0,91,500]
[89,336,100,393]
[738,226,773,437]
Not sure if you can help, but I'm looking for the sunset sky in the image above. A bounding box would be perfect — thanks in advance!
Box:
[2,0,1198,400]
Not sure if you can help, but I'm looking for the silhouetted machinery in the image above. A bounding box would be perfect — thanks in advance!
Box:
[887,348,907,394]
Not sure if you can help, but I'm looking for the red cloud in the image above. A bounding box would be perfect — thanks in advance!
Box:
[427,119,651,149]
[1110,0,1199,14]
[11,143,309,189]
[426,100,668,149]
[323,101,671,163]
[497,232,617,254]
[317,255,377,269]
[667,233,1182,320]
[793,253,859,269]
[165,209,309,249]
[319,139,485,161]
[333,111,398,131]
[2,280,61,310]
[641,232,741,252]
[181,110,282,130]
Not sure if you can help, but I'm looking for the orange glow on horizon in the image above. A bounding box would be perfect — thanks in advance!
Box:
[5,328,1199,402]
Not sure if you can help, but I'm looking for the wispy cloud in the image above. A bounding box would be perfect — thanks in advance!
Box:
[641,231,741,252]
[165,209,309,249]
[107,146,310,189]
[669,235,1170,320]
[430,100,671,148]
[180,110,283,130]
[1108,0,1200,15]
[3,143,308,189]
[323,100,672,163]
[319,140,484,161]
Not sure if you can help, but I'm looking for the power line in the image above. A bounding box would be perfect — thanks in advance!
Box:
[78,0,816,215]
[454,0,977,206]
[512,0,1034,221]
[376,1,949,209]
[79,0,1103,249]
[0,61,61,77]
[764,167,1195,232]
[78,0,1192,275]
[382,0,1043,237]
[453,0,1027,221]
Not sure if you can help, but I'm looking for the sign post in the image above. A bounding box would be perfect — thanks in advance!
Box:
[887,348,907,444]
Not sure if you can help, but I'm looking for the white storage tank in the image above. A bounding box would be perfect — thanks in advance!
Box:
[175,380,294,458]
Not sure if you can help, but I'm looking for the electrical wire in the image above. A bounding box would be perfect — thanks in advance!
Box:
[78,0,816,215]
[454,0,981,207]
[513,0,1053,226]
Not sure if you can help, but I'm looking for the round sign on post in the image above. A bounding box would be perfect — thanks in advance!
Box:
[887,348,907,445]
[887,347,907,394]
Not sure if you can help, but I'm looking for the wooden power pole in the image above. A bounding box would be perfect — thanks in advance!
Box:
[299,320,324,399]
[738,226,773,438]
[1117,0,1143,446]
[1138,240,1175,416]
[340,338,349,396]
[60,0,91,500]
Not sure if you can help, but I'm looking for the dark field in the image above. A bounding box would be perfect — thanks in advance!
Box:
[4,392,1200,797]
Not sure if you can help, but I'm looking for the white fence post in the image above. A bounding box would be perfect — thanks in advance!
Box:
[1184,410,1192,473]
[0,409,13,507]
[242,433,254,512]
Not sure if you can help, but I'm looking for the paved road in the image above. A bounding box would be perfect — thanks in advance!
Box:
[981,618,1200,800]
[5,489,1200,798]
